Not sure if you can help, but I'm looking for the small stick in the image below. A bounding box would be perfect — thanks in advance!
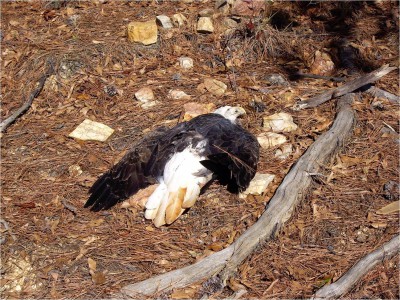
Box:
[0,60,55,133]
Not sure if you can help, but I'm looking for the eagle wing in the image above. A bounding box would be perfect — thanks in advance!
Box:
[85,126,169,211]
[85,124,200,211]
[190,115,260,193]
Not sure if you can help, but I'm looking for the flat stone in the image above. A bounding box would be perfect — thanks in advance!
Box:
[127,20,158,45]
[239,173,275,199]
[156,15,173,29]
[197,17,214,33]
[257,132,287,149]
[69,119,114,142]
[203,78,227,96]
[263,112,298,133]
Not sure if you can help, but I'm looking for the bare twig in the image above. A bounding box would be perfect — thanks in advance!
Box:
[313,234,400,300]
[0,60,55,133]
[113,94,357,299]
[62,200,78,215]
[293,65,397,110]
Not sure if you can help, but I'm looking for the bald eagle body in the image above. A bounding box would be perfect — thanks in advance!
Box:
[85,107,259,227]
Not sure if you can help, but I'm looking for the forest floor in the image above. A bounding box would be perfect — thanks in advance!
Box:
[1,1,399,299]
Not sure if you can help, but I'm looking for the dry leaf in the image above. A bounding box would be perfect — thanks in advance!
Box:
[88,218,104,227]
[376,201,400,215]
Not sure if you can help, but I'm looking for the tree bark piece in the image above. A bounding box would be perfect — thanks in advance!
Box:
[114,94,357,299]
[0,61,54,133]
[293,65,397,110]
[313,234,400,300]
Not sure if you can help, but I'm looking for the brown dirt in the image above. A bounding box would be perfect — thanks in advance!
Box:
[1,1,399,299]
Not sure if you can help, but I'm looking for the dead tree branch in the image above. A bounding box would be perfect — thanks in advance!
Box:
[293,65,397,110]
[366,86,400,105]
[0,60,55,133]
[313,234,400,300]
[114,94,357,299]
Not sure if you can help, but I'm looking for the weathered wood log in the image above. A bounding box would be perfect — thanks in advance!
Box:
[113,94,357,299]
[0,61,54,133]
[313,234,400,300]
[293,65,397,110]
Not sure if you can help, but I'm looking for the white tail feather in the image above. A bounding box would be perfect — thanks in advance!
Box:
[144,147,212,227]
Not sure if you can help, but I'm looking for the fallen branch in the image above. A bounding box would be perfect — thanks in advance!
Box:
[293,65,397,110]
[0,60,54,133]
[313,234,400,300]
[114,94,357,299]
[366,86,400,105]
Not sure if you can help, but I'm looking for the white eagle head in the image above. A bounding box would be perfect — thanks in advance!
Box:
[214,106,246,123]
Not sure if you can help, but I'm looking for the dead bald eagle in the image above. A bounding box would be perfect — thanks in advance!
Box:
[85,106,260,227]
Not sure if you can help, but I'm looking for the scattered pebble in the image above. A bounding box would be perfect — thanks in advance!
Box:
[127,20,158,45]
[202,78,227,96]
[135,87,154,102]
[275,144,293,160]
[168,89,191,100]
[264,73,288,86]
[263,112,298,133]
[68,165,83,177]
[383,181,399,201]
[104,85,117,97]
[178,57,194,69]
[239,173,275,199]
[69,119,114,142]
[171,13,187,27]
[156,15,173,29]
[183,102,216,121]
[309,50,335,76]
[197,17,214,33]
[257,132,287,149]
[199,8,214,17]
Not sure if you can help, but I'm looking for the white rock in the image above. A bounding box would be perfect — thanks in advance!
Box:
[275,144,293,160]
[141,101,158,109]
[135,87,154,102]
[127,20,158,45]
[197,17,214,33]
[239,173,275,199]
[171,13,187,27]
[156,15,173,29]
[263,112,298,133]
[168,89,191,100]
[257,132,287,149]
[178,57,194,69]
[69,119,114,142]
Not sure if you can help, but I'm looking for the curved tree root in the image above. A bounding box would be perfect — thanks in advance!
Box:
[313,234,400,299]
[113,94,358,299]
